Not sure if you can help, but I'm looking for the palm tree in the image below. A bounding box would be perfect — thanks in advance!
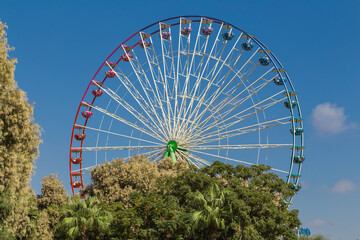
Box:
[56,196,111,240]
[191,184,227,240]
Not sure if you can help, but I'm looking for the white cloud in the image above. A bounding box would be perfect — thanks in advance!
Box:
[311,103,356,134]
[331,179,356,194]
[308,219,332,227]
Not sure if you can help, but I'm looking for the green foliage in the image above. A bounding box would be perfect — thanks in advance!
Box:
[106,161,300,240]
[0,21,41,238]
[157,162,300,239]
[82,155,188,204]
[110,191,191,240]
[0,190,13,223]
[55,196,112,240]
[191,184,227,240]
[37,174,69,210]
[35,174,69,239]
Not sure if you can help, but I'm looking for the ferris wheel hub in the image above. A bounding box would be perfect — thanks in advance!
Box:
[166,140,178,152]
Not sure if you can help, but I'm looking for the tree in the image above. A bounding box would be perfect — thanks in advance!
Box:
[106,160,300,239]
[82,155,187,204]
[158,161,300,239]
[0,21,41,238]
[37,174,69,210]
[36,174,69,239]
[0,190,15,239]
[110,191,191,240]
[55,196,111,240]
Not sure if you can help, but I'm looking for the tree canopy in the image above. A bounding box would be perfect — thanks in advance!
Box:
[81,155,188,204]
[0,20,41,238]
[81,158,301,240]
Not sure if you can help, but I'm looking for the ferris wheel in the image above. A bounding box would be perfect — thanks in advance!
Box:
[69,16,304,203]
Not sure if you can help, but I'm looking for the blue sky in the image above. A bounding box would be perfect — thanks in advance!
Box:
[1,1,359,239]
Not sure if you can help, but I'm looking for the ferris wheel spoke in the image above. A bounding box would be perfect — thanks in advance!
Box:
[189,116,291,145]
[180,22,225,133]
[185,49,251,128]
[79,145,164,152]
[94,81,167,138]
[147,149,166,161]
[71,165,99,175]
[185,34,244,130]
[213,69,276,116]
[187,143,292,150]
[177,18,213,134]
[108,66,169,139]
[180,150,210,168]
[141,35,173,134]
[75,125,162,145]
[89,103,166,142]
[174,18,183,136]
[184,49,263,136]
[191,91,286,139]
[174,18,194,136]
[159,23,176,135]
[188,148,288,174]
[206,31,243,81]
[186,67,276,138]
[174,20,202,134]
[145,31,173,135]
[175,151,198,168]
[180,22,225,130]
[118,48,172,138]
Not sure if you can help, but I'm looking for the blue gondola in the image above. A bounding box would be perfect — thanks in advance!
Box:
[222,32,235,41]
[291,184,302,192]
[241,42,253,51]
[284,101,297,109]
[293,156,305,164]
[273,76,284,85]
[259,56,270,66]
[290,127,304,135]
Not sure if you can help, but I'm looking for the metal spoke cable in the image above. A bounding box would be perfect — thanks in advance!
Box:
[121,49,171,138]
[186,66,275,138]
[89,103,166,142]
[189,116,291,145]
[188,148,288,174]
[183,47,262,136]
[141,36,173,134]
[76,124,163,145]
[108,65,168,140]
[190,90,286,140]
[94,81,166,138]
[80,145,164,152]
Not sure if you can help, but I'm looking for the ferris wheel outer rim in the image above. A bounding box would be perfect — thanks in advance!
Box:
[69,15,304,197]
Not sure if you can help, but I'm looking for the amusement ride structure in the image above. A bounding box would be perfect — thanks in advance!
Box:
[69,16,304,203]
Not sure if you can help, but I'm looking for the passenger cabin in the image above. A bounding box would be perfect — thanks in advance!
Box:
[71,157,82,164]
[181,27,192,35]
[241,42,253,51]
[222,32,235,41]
[81,111,93,119]
[201,27,213,36]
[284,101,297,109]
[259,56,270,66]
[105,70,116,78]
[74,133,86,141]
